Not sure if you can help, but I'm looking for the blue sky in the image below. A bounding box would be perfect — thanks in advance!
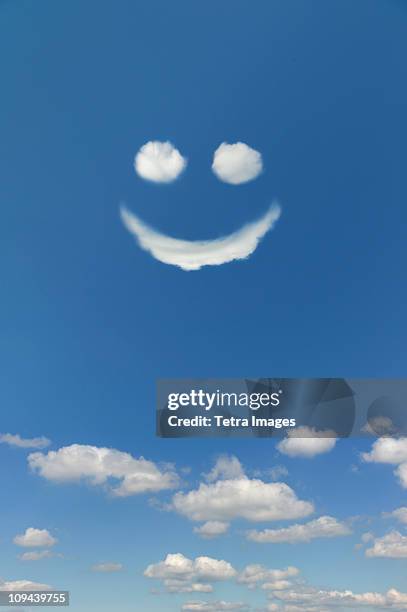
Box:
[0,0,406,610]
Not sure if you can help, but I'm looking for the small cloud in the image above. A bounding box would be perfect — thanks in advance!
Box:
[361,532,375,543]
[14,528,57,548]
[0,433,50,449]
[268,465,289,481]
[361,438,407,489]
[19,550,55,562]
[365,531,407,558]
[182,602,249,611]
[0,579,51,591]
[277,427,337,458]
[204,455,245,482]
[212,142,263,185]
[92,563,123,573]
[383,507,407,525]
[193,521,230,539]
[247,516,351,544]
[134,141,187,183]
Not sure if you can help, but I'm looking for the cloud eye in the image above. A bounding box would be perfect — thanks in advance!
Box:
[134,140,187,183]
[212,142,263,185]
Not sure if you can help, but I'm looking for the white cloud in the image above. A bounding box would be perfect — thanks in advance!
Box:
[172,477,313,523]
[144,553,236,593]
[238,565,299,588]
[271,585,407,610]
[92,562,123,572]
[246,516,351,544]
[0,433,50,449]
[212,142,263,185]
[19,550,54,562]
[120,203,281,271]
[362,438,407,464]
[28,444,179,497]
[194,521,230,539]
[14,528,57,548]
[182,602,249,611]
[361,438,407,488]
[134,141,186,183]
[384,507,407,525]
[204,455,245,482]
[277,427,337,458]
[0,580,51,591]
[365,531,407,558]
[268,465,289,481]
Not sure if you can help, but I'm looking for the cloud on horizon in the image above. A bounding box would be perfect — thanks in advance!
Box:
[120,203,281,271]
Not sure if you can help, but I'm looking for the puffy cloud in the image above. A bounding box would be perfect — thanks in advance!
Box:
[212,142,263,185]
[91,563,123,572]
[19,550,54,562]
[238,565,299,588]
[144,553,236,594]
[0,580,51,591]
[194,521,230,539]
[182,602,249,611]
[172,477,313,523]
[14,528,57,548]
[246,516,351,544]
[28,444,179,497]
[384,507,407,525]
[361,438,407,488]
[120,203,281,271]
[277,427,337,458]
[0,433,50,449]
[204,455,245,482]
[362,438,407,464]
[134,141,186,183]
[365,531,407,558]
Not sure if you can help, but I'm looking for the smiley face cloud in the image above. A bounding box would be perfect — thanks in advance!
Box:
[121,140,281,271]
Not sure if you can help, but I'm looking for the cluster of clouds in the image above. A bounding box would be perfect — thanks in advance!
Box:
[144,552,236,594]
[144,553,407,611]
[3,431,407,611]
[134,141,263,185]
[269,584,407,611]
[13,527,58,563]
[122,140,276,270]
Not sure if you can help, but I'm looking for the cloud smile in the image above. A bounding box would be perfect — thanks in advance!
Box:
[120,203,281,271]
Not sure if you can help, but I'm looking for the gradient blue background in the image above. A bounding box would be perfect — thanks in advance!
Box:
[0,0,406,610]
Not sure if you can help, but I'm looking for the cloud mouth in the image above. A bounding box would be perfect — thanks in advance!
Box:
[120,202,281,271]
